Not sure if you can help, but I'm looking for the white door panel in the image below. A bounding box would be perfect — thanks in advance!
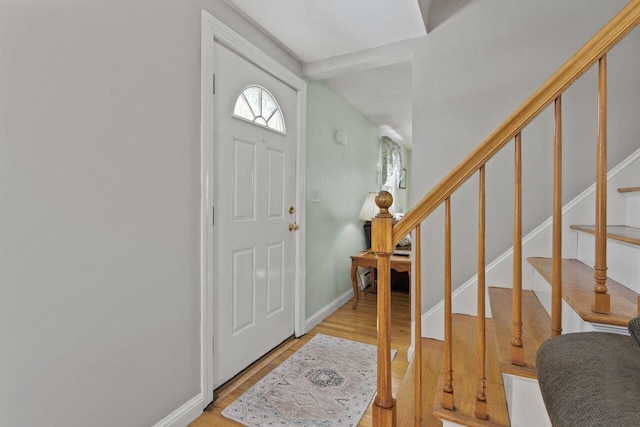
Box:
[266,242,284,316]
[232,138,256,222]
[213,44,297,388]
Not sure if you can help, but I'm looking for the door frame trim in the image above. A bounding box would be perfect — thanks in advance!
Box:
[200,10,307,406]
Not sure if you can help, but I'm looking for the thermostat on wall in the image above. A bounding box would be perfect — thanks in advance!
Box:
[335,130,348,146]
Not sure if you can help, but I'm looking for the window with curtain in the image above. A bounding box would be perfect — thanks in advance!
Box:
[380,135,402,211]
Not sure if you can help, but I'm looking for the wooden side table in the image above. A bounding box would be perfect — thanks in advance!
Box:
[350,250,411,308]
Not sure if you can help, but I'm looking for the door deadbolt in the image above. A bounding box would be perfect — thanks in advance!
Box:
[289,206,295,214]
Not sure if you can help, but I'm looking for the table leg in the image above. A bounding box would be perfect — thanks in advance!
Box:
[372,268,377,294]
[350,259,358,309]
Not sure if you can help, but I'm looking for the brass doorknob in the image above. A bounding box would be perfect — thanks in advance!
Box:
[288,223,299,231]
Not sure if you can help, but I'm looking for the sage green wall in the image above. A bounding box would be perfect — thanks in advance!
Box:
[306,81,382,317]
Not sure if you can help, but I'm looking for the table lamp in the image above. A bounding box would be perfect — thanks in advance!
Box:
[359,192,379,249]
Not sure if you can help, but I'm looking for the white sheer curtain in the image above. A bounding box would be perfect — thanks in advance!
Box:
[380,136,402,212]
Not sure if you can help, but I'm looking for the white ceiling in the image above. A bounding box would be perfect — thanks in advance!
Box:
[224,0,426,63]
[323,62,413,145]
[224,0,429,148]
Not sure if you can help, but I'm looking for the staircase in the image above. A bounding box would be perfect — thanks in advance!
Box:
[390,173,640,427]
[368,1,640,426]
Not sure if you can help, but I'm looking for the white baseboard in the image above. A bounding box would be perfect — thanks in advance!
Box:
[305,289,354,332]
[152,393,203,427]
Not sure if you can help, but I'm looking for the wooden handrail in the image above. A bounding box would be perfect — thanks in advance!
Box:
[391,0,640,247]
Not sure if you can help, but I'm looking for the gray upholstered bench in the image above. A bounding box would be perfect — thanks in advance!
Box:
[537,321,640,427]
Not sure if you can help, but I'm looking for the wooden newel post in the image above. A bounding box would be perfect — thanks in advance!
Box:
[372,190,396,427]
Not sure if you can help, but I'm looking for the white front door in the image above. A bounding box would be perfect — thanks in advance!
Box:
[212,43,298,388]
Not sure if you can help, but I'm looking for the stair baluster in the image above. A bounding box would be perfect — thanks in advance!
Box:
[594,55,611,314]
[512,133,525,363]
[552,96,563,336]
[414,224,423,427]
[475,167,488,419]
[442,197,454,410]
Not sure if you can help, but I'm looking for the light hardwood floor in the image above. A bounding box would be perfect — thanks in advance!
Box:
[190,289,411,427]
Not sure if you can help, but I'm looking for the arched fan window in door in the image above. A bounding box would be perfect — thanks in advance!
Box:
[233,85,286,134]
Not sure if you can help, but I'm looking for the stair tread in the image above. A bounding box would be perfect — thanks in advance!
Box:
[432,314,510,427]
[618,186,640,194]
[528,257,638,327]
[488,287,550,379]
[396,338,443,427]
[570,224,640,246]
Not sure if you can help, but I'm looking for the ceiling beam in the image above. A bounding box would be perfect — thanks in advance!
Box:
[303,38,414,81]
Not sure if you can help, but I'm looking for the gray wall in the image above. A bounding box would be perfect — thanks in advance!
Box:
[0,1,300,426]
[412,0,640,312]
[305,81,382,317]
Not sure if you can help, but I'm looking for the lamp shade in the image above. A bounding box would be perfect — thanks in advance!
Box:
[359,192,380,221]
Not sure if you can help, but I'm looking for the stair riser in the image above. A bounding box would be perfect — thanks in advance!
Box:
[575,232,640,293]
[531,270,597,334]
[502,374,551,427]
[625,195,640,228]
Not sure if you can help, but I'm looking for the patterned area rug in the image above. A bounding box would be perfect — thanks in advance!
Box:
[222,334,396,426]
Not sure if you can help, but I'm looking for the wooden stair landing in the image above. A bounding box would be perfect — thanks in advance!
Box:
[432,314,510,427]
[529,257,639,326]
[570,224,640,246]
[489,287,550,379]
